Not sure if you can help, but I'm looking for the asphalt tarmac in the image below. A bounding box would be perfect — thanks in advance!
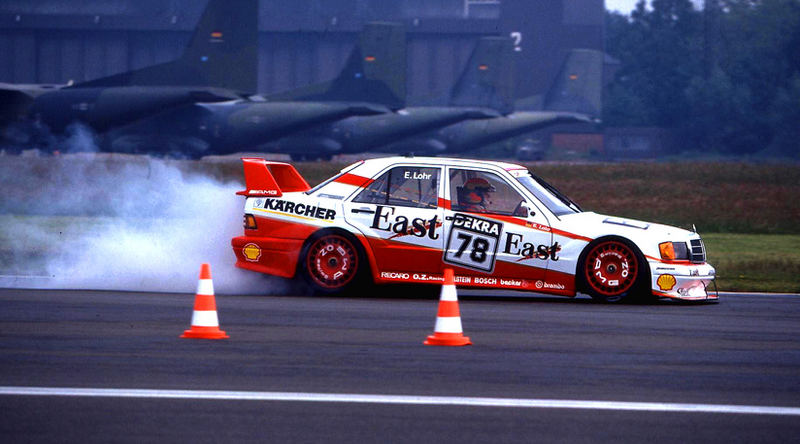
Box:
[1,287,799,443]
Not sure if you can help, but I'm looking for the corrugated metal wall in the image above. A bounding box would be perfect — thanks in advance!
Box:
[0,0,604,104]
[0,31,485,104]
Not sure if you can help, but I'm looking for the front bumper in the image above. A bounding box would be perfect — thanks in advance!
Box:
[650,262,718,301]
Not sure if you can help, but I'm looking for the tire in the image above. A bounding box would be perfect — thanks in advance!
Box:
[578,238,651,303]
[300,231,367,294]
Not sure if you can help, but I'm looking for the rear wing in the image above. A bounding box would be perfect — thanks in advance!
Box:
[236,158,311,197]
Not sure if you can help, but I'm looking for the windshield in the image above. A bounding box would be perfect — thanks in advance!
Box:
[516,173,581,216]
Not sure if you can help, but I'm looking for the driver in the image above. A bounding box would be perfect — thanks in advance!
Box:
[460,177,495,213]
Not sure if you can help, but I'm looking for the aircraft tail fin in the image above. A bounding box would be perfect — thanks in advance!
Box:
[541,49,604,117]
[268,22,406,110]
[72,0,258,92]
[449,37,514,115]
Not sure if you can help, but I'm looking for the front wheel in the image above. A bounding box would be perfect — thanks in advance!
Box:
[300,232,365,294]
[579,239,650,303]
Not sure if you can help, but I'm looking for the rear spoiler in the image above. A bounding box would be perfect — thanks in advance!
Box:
[236,158,311,197]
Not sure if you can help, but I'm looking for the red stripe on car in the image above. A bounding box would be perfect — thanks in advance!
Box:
[334,173,374,187]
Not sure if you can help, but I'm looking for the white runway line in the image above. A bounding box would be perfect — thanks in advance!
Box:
[1,387,799,416]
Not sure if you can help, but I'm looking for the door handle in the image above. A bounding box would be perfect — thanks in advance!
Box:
[351,207,375,214]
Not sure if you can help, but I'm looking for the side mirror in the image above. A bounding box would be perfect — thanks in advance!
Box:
[520,201,536,218]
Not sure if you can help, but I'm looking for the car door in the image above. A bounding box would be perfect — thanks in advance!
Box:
[442,167,554,285]
[343,164,445,274]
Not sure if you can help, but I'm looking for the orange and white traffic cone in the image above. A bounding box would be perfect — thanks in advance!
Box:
[424,268,471,346]
[181,263,229,339]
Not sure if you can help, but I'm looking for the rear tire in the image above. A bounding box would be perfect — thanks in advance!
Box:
[299,231,368,294]
[578,238,651,303]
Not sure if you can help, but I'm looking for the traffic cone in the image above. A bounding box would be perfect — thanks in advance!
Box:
[424,268,471,346]
[181,263,229,339]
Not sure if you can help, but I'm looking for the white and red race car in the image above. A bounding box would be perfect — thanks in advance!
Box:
[231,156,717,302]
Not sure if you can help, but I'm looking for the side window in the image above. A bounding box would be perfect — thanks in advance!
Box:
[352,171,391,205]
[354,166,440,208]
[449,168,526,216]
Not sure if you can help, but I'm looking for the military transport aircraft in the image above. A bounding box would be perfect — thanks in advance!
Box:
[260,35,526,161]
[0,0,259,151]
[104,22,407,158]
[263,39,600,161]
[381,46,601,156]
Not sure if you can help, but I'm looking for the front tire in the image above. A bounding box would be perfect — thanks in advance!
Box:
[579,238,650,303]
[300,232,366,294]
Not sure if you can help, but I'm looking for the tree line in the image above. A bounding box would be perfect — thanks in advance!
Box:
[604,0,800,157]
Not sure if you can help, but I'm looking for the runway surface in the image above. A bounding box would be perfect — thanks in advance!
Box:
[1,287,799,442]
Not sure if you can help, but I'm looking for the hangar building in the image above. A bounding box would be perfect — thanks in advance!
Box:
[0,0,604,106]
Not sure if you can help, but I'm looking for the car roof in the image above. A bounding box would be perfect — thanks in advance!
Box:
[354,156,528,173]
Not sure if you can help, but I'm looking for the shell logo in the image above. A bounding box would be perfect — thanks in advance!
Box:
[657,274,677,291]
[243,243,261,262]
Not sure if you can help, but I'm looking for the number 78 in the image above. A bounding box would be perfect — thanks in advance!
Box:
[454,232,489,263]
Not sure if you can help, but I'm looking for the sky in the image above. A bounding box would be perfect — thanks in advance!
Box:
[606,0,704,14]
[606,0,644,14]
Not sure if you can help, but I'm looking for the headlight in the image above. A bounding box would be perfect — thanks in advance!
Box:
[659,241,689,261]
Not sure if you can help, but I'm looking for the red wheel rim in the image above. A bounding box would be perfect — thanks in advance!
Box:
[584,241,638,297]
[306,235,359,289]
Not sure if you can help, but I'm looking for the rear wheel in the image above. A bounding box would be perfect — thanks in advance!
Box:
[300,232,365,294]
[579,239,649,303]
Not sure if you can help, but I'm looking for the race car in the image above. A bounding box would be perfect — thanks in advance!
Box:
[231,156,717,302]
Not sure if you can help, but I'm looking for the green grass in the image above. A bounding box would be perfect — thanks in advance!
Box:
[703,233,800,293]
[529,162,800,234]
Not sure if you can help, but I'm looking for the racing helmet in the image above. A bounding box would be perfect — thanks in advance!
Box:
[463,177,495,204]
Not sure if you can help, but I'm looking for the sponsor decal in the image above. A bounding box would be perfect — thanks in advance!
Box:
[380,271,411,280]
[249,189,280,196]
[254,199,265,208]
[377,272,535,291]
[243,243,261,262]
[535,280,566,290]
[380,272,442,282]
[371,205,440,239]
[443,213,502,273]
[261,199,336,221]
[657,274,677,291]
[318,193,344,200]
[503,232,560,262]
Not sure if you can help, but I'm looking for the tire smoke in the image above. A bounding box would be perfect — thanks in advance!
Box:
[0,134,285,295]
